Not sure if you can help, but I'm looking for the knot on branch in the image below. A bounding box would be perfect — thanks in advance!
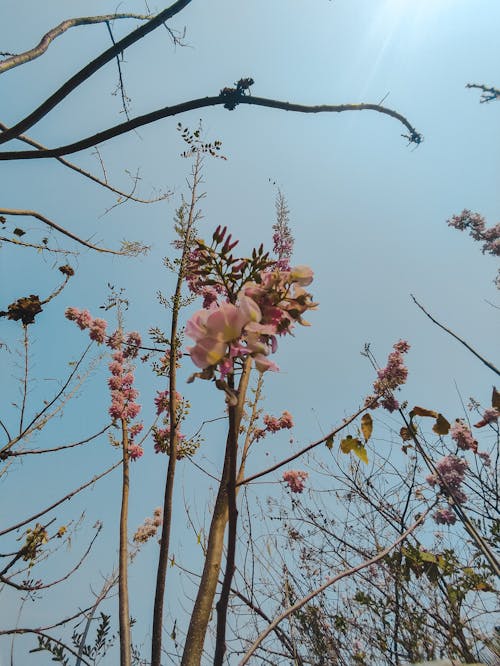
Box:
[219,77,255,110]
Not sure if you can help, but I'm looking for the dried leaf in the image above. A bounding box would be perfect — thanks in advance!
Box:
[432,413,450,435]
[325,435,334,450]
[13,227,25,237]
[492,386,500,410]
[361,413,373,442]
[410,406,439,419]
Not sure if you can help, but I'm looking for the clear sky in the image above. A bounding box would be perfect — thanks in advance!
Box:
[1,1,499,663]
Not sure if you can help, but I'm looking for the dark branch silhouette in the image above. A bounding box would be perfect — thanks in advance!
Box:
[0,93,422,161]
[0,14,155,74]
[0,0,193,144]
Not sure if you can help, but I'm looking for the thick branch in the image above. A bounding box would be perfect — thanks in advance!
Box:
[0,14,154,74]
[0,0,193,144]
[0,95,422,160]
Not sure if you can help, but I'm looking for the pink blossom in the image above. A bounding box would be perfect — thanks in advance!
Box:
[109,361,124,376]
[128,444,144,461]
[129,423,144,439]
[450,420,477,452]
[123,331,142,358]
[477,451,491,467]
[89,318,107,343]
[155,390,170,416]
[124,402,141,420]
[65,307,93,330]
[371,341,410,412]
[107,330,124,349]
[474,407,499,428]
[133,508,162,543]
[426,455,468,504]
[283,470,308,493]
[108,375,123,390]
[433,507,457,525]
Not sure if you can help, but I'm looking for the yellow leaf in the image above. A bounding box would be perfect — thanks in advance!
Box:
[361,413,373,442]
[325,435,334,450]
[492,386,500,409]
[340,436,368,464]
[340,435,359,454]
[410,406,439,419]
[432,413,450,435]
[352,443,368,464]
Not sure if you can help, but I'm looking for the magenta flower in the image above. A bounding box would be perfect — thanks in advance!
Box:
[427,455,468,504]
[128,444,144,461]
[371,340,410,412]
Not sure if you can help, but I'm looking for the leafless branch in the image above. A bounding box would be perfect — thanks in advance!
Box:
[466,83,500,103]
[239,510,428,665]
[411,295,499,376]
[0,13,155,75]
[2,424,111,458]
[0,94,422,161]
[0,461,121,537]
[0,120,171,203]
[0,208,137,254]
[0,0,193,143]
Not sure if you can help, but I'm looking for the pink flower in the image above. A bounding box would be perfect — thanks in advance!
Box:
[89,318,107,343]
[450,420,477,452]
[427,455,468,504]
[474,407,499,428]
[123,331,142,358]
[283,470,308,493]
[290,265,314,286]
[432,507,457,525]
[372,341,410,412]
[65,307,93,330]
[477,451,491,467]
[128,444,144,461]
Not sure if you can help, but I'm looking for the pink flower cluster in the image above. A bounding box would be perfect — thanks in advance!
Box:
[426,455,468,505]
[450,420,477,452]
[367,340,410,412]
[432,507,456,526]
[282,469,308,493]
[133,507,163,544]
[186,266,316,375]
[65,307,143,460]
[254,411,294,441]
[153,426,186,454]
[447,209,500,256]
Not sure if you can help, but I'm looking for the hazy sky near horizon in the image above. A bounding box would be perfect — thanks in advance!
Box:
[1,0,499,662]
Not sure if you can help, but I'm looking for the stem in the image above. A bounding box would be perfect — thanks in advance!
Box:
[118,418,131,666]
[181,360,251,666]
[151,152,203,666]
[19,324,29,435]
[213,378,238,666]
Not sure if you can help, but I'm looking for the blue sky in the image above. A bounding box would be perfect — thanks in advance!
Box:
[1,1,499,663]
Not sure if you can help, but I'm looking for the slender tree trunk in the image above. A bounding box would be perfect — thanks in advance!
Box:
[181,361,251,666]
[119,418,131,666]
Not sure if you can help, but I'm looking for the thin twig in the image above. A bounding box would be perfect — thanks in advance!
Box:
[0,120,170,203]
[239,510,428,665]
[0,208,131,254]
[0,461,121,537]
[411,294,499,376]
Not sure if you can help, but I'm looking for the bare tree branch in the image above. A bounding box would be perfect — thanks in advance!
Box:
[0,208,140,254]
[466,83,500,103]
[0,14,155,75]
[239,510,429,665]
[0,121,171,203]
[0,461,121,537]
[0,0,193,144]
[411,295,499,376]
[0,94,422,161]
